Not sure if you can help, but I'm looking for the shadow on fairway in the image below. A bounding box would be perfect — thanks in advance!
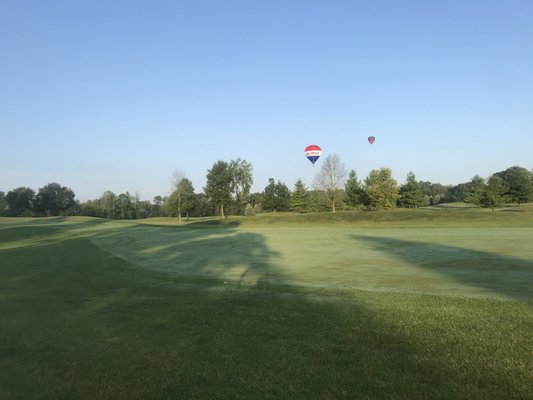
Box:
[0,219,529,399]
[352,235,533,299]
[0,218,112,251]
[89,220,284,286]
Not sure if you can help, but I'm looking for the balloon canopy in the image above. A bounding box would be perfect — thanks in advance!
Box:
[368,136,375,144]
[304,144,322,165]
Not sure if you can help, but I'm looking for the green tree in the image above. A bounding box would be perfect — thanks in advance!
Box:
[262,178,291,212]
[78,199,99,217]
[0,191,7,215]
[307,190,330,212]
[464,175,486,207]
[275,181,291,212]
[189,193,211,217]
[398,172,425,208]
[248,192,263,210]
[364,168,399,210]
[291,179,310,213]
[445,183,469,203]
[262,178,276,211]
[135,200,152,219]
[99,191,118,218]
[35,182,76,216]
[419,181,450,205]
[494,166,533,205]
[204,161,232,217]
[116,192,135,219]
[171,171,196,223]
[229,158,254,215]
[152,196,164,217]
[344,170,364,208]
[6,187,35,216]
[313,154,348,212]
[480,175,508,211]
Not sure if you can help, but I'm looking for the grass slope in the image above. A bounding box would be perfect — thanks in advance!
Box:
[1,209,532,399]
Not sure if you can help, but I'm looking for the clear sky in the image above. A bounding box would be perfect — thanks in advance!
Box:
[1,0,532,201]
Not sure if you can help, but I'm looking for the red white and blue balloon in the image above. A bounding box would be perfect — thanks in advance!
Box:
[304,144,322,165]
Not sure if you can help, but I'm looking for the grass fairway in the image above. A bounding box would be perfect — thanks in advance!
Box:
[1,207,532,399]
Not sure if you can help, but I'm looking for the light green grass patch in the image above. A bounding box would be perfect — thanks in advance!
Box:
[88,221,533,299]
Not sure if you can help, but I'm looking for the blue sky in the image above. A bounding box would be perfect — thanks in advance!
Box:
[1,0,532,201]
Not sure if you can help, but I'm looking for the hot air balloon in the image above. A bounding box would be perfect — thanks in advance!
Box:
[368,136,375,145]
[304,144,322,166]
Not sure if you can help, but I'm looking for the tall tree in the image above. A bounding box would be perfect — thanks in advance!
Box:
[135,200,152,219]
[291,179,310,213]
[152,196,164,217]
[364,168,399,210]
[248,192,263,210]
[171,171,196,223]
[35,182,76,216]
[313,154,348,212]
[204,161,232,217]
[480,175,508,211]
[262,178,276,211]
[189,193,212,217]
[420,181,450,205]
[99,191,118,219]
[398,172,425,208]
[116,192,135,219]
[262,178,291,212]
[229,158,253,215]
[0,191,6,215]
[344,170,364,208]
[494,166,533,205]
[6,187,35,216]
[78,199,98,217]
[464,175,486,207]
[444,183,469,203]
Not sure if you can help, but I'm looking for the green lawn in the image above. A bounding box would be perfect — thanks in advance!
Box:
[1,208,532,399]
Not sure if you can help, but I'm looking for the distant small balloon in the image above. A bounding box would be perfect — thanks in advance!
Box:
[368,136,375,145]
[304,144,322,165]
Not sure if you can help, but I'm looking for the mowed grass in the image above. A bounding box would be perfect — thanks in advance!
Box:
[1,207,532,399]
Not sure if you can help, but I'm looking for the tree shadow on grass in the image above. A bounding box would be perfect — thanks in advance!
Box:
[0,218,111,251]
[352,235,533,300]
[0,219,531,398]
[88,221,282,286]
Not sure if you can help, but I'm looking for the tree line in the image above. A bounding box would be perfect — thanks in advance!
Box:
[1,158,532,219]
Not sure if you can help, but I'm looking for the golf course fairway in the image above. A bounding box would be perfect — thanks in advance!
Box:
[1,208,532,399]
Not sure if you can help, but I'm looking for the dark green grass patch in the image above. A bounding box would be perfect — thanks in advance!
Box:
[1,221,532,399]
